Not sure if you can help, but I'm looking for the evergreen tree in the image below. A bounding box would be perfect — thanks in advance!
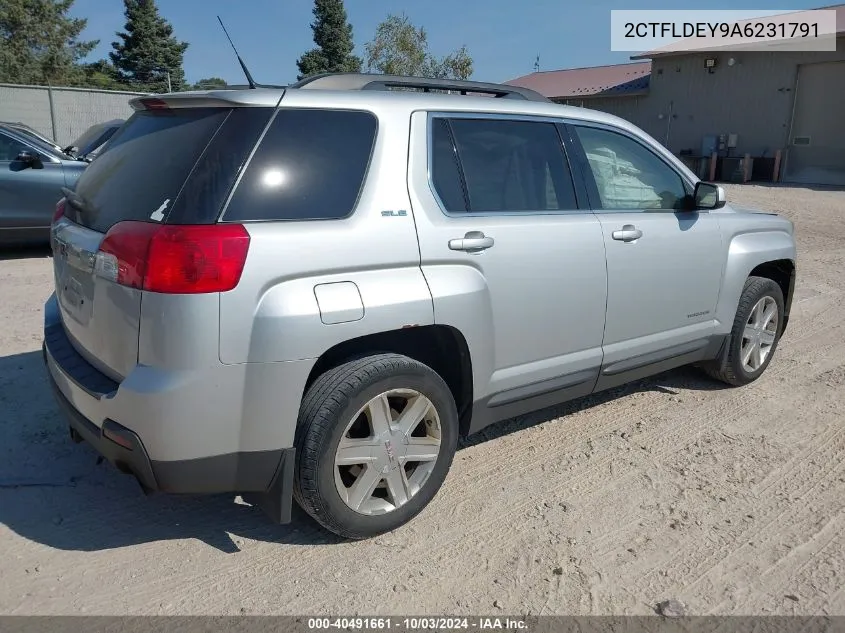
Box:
[110,0,188,92]
[296,0,361,80]
[0,0,98,85]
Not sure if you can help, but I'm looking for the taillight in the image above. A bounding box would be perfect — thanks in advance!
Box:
[97,222,158,289]
[53,198,66,224]
[96,222,250,294]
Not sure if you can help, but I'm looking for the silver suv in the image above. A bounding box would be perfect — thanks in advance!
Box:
[43,73,797,539]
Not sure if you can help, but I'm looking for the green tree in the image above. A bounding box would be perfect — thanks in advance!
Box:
[81,60,129,90]
[364,14,473,80]
[110,0,189,92]
[192,77,228,90]
[296,0,361,80]
[0,0,98,85]
[430,46,472,81]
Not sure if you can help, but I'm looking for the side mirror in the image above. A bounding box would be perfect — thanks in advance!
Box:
[15,150,44,169]
[693,181,726,210]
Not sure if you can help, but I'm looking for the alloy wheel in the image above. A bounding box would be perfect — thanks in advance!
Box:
[741,296,779,373]
[334,389,441,515]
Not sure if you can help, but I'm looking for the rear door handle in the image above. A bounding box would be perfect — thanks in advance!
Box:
[611,224,643,242]
[449,231,494,253]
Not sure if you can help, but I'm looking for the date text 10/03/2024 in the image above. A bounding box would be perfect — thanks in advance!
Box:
[307,617,529,630]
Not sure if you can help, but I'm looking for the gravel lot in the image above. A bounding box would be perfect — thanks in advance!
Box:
[1,184,843,616]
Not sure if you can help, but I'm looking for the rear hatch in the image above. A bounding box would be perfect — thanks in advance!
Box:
[51,95,278,380]
[75,119,124,160]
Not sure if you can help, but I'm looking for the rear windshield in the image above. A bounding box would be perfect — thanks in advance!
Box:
[70,108,230,233]
[79,125,120,156]
[70,123,105,151]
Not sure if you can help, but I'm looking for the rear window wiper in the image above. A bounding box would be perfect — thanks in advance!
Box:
[61,187,89,213]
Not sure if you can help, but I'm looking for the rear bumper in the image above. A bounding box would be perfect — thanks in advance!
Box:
[46,362,158,491]
[42,322,298,523]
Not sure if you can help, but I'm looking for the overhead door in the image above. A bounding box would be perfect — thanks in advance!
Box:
[784,61,845,186]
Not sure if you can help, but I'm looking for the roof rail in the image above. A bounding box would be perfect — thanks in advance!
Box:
[188,83,287,91]
[288,73,550,102]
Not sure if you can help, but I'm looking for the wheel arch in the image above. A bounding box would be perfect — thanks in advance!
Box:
[717,230,796,335]
[748,259,796,333]
[303,325,475,435]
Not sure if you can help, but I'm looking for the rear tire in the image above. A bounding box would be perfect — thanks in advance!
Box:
[293,353,458,539]
[703,276,784,386]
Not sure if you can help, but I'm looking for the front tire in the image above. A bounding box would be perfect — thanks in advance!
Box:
[293,353,459,539]
[704,276,785,386]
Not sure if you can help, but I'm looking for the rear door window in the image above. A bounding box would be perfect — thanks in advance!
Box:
[431,118,468,212]
[222,108,377,222]
[70,108,231,233]
[430,117,578,213]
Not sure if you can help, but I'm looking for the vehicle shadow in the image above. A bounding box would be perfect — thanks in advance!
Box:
[0,348,726,553]
[0,244,51,261]
[0,349,344,553]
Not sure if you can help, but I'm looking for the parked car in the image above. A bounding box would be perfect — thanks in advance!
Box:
[43,74,796,539]
[0,123,88,246]
[63,119,124,162]
[1,121,65,156]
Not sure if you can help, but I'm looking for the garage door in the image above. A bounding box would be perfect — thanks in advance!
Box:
[784,61,845,186]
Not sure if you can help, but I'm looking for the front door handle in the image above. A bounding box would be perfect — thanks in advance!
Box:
[611,224,643,242]
[449,231,494,253]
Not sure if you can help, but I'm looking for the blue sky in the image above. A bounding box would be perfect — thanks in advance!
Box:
[69,0,829,84]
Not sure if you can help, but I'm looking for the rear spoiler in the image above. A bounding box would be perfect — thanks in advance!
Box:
[129,89,286,111]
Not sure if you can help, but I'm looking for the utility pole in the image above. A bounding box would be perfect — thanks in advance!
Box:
[46,81,58,142]
[166,71,172,92]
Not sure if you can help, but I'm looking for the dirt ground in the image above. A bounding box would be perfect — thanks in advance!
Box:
[0,184,843,616]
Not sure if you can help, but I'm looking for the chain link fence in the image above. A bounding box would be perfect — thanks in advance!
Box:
[0,83,148,147]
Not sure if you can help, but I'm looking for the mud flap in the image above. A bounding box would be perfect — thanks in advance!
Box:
[243,447,295,524]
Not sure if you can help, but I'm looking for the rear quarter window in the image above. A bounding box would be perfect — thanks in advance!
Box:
[222,108,377,222]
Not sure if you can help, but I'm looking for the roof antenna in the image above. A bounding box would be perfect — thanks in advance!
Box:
[217,15,257,89]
